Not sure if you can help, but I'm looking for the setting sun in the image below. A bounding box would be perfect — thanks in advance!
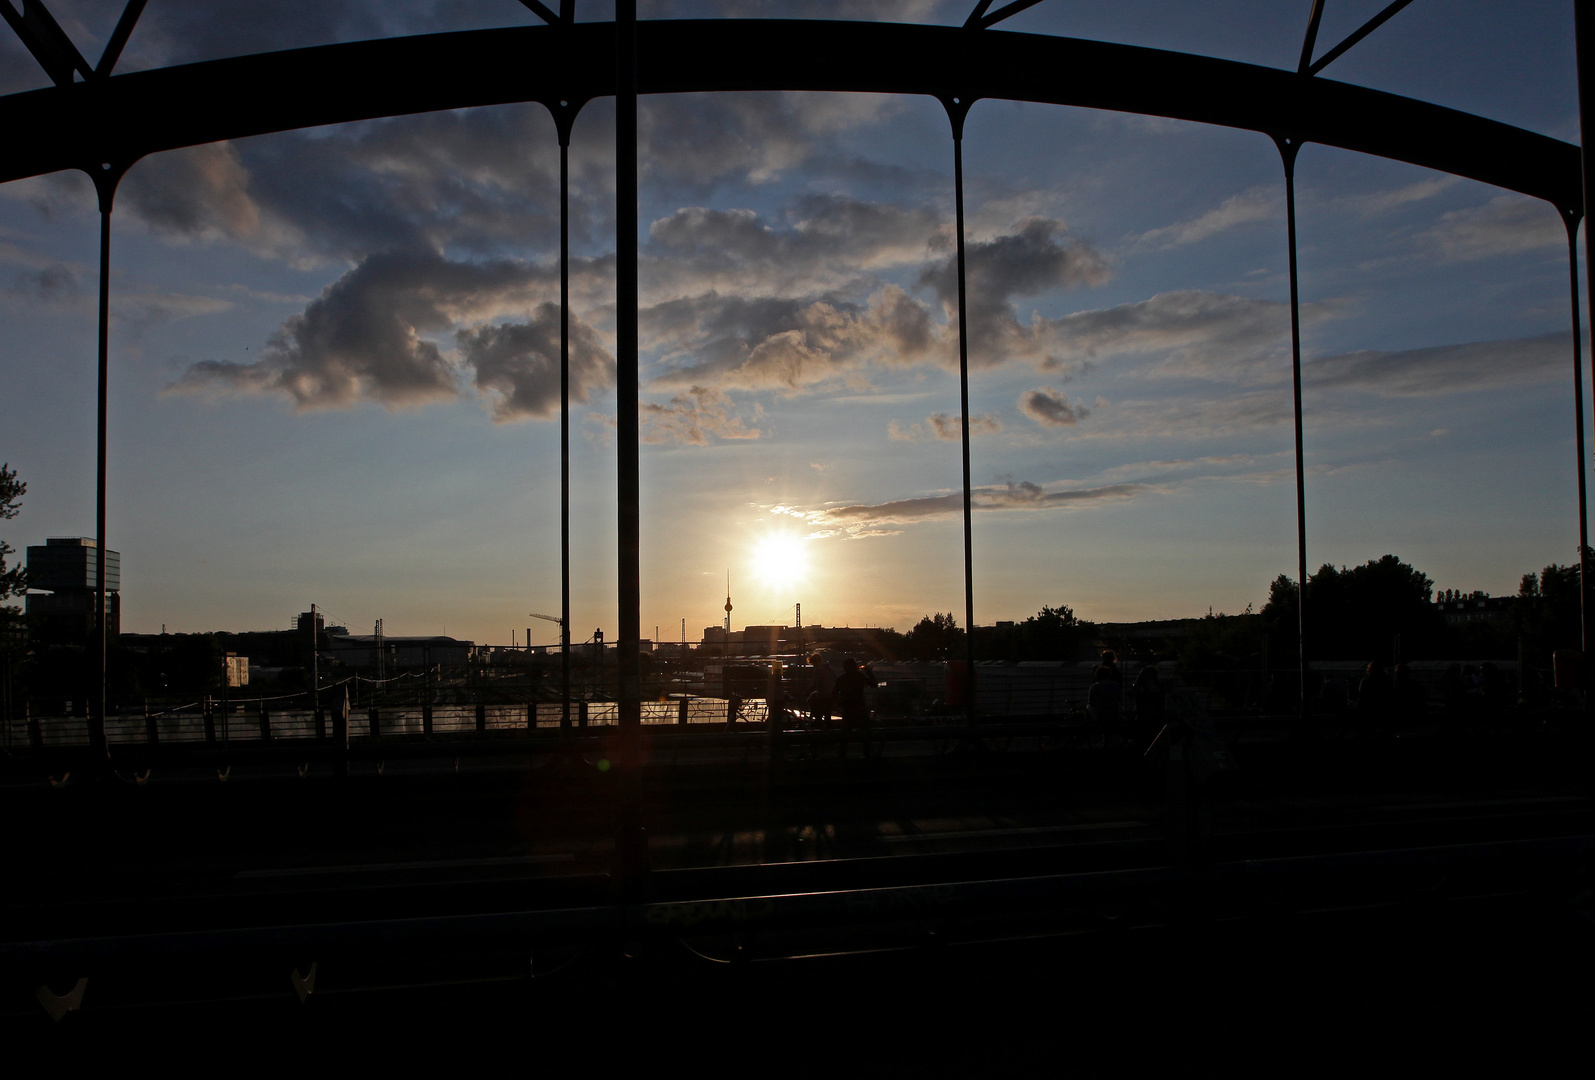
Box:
[751,532,811,592]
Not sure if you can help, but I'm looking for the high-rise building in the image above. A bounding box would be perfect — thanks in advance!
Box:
[25,537,120,643]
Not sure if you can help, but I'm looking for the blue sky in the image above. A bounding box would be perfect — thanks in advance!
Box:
[0,1,1587,646]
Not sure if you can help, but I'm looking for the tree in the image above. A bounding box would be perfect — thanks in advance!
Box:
[0,463,24,609]
[1513,552,1588,663]
[1260,554,1443,662]
[973,603,1088,661]
[907,612,963,660]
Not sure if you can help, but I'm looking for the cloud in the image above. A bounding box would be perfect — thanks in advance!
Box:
[1020,387,1089,426]
[114,291,233,328]
[106,1,407,70]
[641,92,902,187]
[642,0,941,18]
[647,208,1112,390]
[1419,195,1565,262]
[1305,333,1566,396]
[790,479,1150,537]
[1119,389,1296,435]
[888,413,1004,441]
[121,143,298,255]
[647,285,939,389]
[1044,290,1328,380]
[643,196,943,301]
[456,303,615,422]
[109,94,905,265]
[641,386,763,445]
[187,108,567,263]
[1107,334,1564,436]
[1131,187,1279,250]
[1343,176,1457,217]
[918,217,1111,369]
[7,264,80,306]
[171,248,574,410]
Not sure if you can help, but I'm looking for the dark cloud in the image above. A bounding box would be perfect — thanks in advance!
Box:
[8,264,80,305]
[641,1,942,18]
[1020,387,1088,426]
[641,93,901,189]
[107,1,506,71]
[114,95,904,265]
[647,286,938,390]
[172,248,569,410]
[918,217,1110,369]
[645,203,1115,390]
[121,143,281,250]
[801,479,1148,536]
[119,106,567,263]
[644,195,942,299]
[457,303,615,422]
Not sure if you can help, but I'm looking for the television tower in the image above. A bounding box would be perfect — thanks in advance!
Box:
[724,572,733,634]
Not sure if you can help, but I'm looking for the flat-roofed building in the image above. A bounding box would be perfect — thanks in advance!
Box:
[25,537,120,643]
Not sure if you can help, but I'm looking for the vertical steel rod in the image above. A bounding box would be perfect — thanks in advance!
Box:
[614,1,645,897]
[1576,0,1595,666]
[92,205,111,758]
[615,3,640,731]
[951,102,977,725]
[1279,138,1310,723]
[560,126,573,736]
[1568,219,1591,657]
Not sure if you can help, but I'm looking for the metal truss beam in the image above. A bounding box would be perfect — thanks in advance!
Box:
[1299,0,1327,76]
[517,0,560,26]
[1307,0,1418,77]
[969,0,1049,31]
[1,0,91,86]
[95,0,146,78]
[0,18,1577,210]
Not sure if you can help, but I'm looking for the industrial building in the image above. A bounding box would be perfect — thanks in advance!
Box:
[326,633,474,669]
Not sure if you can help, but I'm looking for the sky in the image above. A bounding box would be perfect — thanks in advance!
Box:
[0,0,1588,648]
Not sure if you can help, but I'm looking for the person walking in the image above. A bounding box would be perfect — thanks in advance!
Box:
[834,657,871,758]
[1132,663,1165,749]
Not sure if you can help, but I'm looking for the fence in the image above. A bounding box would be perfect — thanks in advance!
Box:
[4,693,762,748]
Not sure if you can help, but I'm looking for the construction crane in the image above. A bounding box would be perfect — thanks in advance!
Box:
[529,612,565,647]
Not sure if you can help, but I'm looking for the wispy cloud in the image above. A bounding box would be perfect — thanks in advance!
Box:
[778,479,1152,538]
[1130,186,1279,251]
[642,386,763,445]
[1341,175,1457,217]
[1305,332,1567,396]
[888,413,1003,441]
[1047,290,1331,380]
[1419,195,1565,262]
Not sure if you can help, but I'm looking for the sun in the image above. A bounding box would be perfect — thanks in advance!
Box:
[751,532,810,592]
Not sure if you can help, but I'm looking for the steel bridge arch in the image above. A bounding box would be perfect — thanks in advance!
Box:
[2,13,1588,751]
[0,19,1580,210]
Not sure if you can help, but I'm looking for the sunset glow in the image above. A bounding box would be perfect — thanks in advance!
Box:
[751,532,810,594]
